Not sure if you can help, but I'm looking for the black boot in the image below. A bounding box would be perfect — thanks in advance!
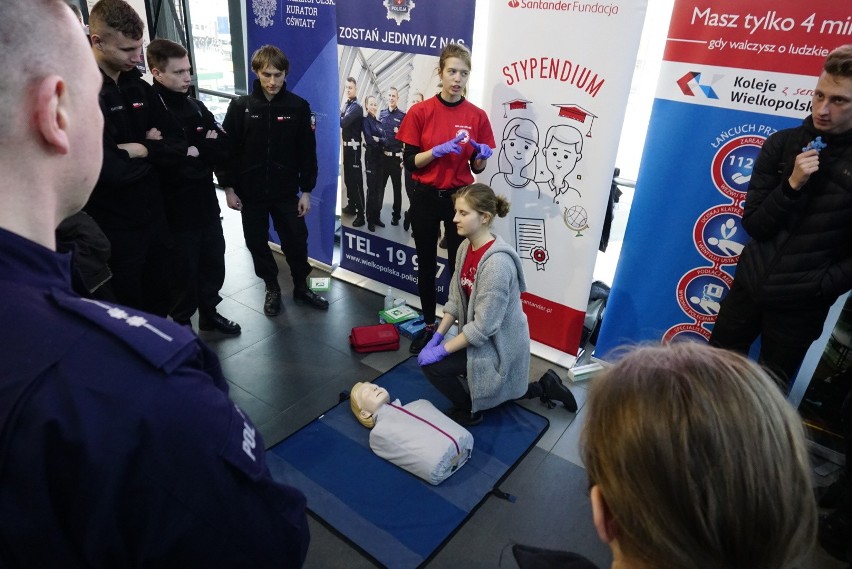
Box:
[537,369,578,412]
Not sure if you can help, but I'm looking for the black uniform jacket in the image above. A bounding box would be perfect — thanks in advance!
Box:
[86,67,186,229]
[154,81,230,230]
[217,80,317,205]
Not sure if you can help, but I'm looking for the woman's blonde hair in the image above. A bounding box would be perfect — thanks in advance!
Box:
[582,342,816,569]
[438,43,472,74]
[453,183,510,225]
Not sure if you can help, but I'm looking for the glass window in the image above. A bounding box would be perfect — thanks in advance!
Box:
[188,0,235,96]
[199,92,233,125]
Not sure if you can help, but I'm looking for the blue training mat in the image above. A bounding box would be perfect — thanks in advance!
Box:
[266,357,549,569]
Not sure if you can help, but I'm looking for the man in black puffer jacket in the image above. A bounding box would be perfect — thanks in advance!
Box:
[711,44,852,390]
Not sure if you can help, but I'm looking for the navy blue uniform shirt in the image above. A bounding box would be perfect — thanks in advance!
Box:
[379,107,406,153]
[0,227,309,568]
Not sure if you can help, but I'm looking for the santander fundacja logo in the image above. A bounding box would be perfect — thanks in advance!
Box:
[508,0,520,7]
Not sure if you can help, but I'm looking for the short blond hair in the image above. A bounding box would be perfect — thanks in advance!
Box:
[582,342,816,569]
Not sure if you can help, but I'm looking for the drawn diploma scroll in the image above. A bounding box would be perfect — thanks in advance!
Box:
[515,217,549,271]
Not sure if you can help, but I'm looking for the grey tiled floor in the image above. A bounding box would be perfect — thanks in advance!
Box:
[199,190,845,569]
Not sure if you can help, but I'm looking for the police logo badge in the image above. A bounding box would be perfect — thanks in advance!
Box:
[252,0,276,28]
[384,0,415,26]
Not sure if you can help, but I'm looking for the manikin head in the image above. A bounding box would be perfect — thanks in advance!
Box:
[350,382,390,428]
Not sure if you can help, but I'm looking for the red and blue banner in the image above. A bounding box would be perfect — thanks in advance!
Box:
[597,0,849,356]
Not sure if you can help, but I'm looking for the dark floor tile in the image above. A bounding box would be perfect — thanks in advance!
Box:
[303,517,380,569]
[197,297,288,360]
[220,331,373,410]
[220,248,263,297]
[226,381,279,428]
[258,362,383,446]
[425,447,611,569]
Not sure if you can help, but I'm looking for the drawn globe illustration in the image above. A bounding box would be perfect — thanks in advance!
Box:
[563,205,589,236]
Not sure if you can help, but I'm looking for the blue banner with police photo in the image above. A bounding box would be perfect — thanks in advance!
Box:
[336,0,477,300]
[245,0,339,266]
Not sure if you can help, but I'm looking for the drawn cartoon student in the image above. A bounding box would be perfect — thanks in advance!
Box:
[539,124,584,203]
[490,117,540,194]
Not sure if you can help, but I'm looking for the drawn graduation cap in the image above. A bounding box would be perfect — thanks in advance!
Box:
[502,98,532,118]
[552,104,597,137]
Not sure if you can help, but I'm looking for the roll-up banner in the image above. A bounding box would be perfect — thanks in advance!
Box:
[479,0,648,360]
[245,0,339,266]
[335,1,477,300]
[596,0,848,357]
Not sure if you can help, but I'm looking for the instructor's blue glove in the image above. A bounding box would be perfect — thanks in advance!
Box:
[432,133,465,158]
[418,344,448,366]
[425,332,444,351]
[469,138,493,161]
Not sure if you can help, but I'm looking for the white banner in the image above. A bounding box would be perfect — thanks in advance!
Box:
[480,0,648,358]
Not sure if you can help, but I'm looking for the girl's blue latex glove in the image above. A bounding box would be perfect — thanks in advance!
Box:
[469,138,493,160]
[418,344,448,366]
[432,133,465,158]
[424,332,444,350]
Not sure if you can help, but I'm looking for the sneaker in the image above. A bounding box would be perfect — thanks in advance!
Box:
[409,327,435,354]
[264,288,282,317]
[198,311,241,335]
[294,288,329,310]
[341,205,357,215]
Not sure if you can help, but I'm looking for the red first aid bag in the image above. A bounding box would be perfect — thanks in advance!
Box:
[349,324,400,353]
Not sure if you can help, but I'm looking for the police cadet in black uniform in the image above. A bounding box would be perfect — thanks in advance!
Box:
[147,39,241,335]
[0,1,310,566]
[340,76,366,227]
[219,45,328,316]
[85,0,186,316]
[379,86,406,226]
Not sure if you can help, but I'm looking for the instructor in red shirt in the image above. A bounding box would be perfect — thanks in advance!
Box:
[397,43,495,353]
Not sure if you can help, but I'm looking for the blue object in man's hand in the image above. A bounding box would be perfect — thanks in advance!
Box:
[432,133,465,158]
[802,136,828,152]
[418,344,448,366]
[469,139,493,161]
